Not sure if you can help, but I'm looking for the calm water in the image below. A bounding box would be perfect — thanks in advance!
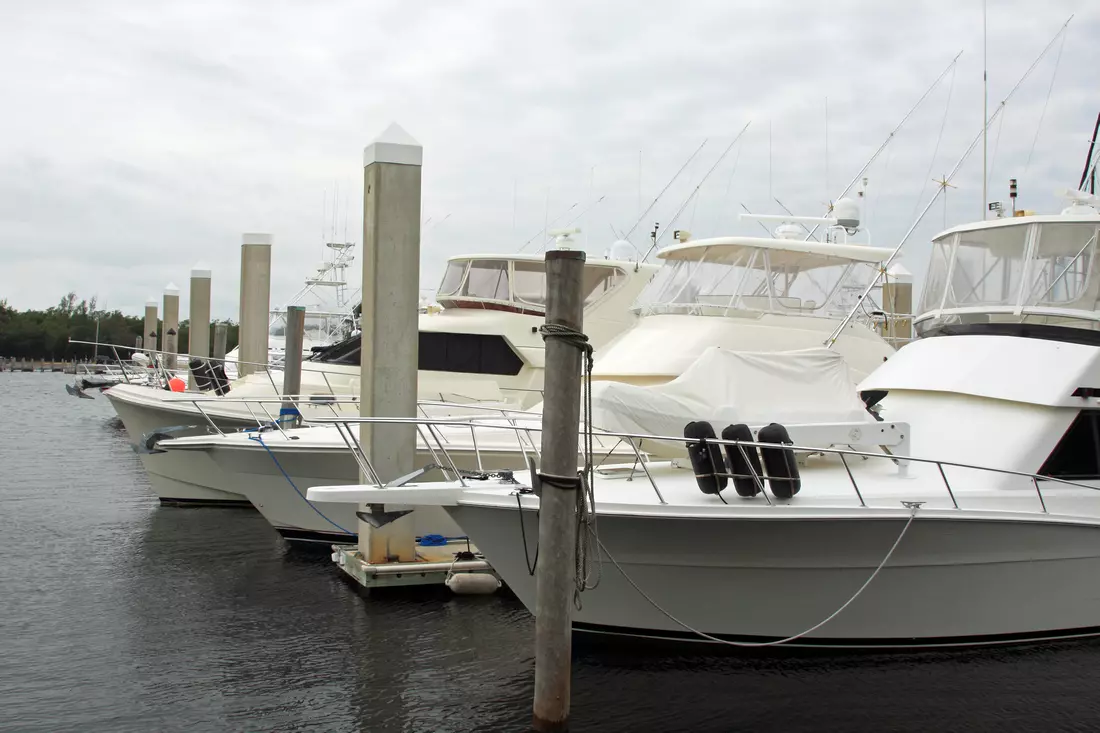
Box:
[4,373,1100,732]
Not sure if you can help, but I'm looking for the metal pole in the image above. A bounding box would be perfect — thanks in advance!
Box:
[282,305,306,428]
[532,248,585,733]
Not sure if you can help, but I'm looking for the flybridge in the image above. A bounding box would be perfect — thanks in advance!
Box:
[915,207,1100,339]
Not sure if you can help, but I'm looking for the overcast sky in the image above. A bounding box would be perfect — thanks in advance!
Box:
[1,0,1096,319]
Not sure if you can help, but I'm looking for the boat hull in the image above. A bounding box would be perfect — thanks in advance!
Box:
[147,441,538,542]
[447,506,1100,648]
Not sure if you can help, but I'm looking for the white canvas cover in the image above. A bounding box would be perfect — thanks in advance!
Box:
[589,346,871,440]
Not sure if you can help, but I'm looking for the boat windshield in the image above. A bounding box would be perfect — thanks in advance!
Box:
[632,244,876,318]
[437,258,625,312]
[915,220,1100,335]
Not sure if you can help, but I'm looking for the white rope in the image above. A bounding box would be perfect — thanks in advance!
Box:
[596,505,920,647]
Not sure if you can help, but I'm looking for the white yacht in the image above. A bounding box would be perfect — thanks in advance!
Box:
[148,207,902,531]
[310,201,1100,648]
[113,247,659,506]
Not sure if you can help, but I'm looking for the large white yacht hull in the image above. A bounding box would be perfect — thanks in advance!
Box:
[448,506,1100,647]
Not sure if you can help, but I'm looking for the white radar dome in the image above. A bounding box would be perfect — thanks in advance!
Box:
[775,223,803,240]
[833,197,861,230]
[608,239,638,261]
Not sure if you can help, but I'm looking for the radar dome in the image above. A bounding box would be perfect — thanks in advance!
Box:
[608,239,638,261]
[833,197,860,230]
[775,223,803,240]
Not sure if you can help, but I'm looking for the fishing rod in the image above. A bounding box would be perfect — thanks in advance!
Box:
[623,139,709,239]
[824,16,1074,349]
[641,120,752,261]
[804,50,964,242]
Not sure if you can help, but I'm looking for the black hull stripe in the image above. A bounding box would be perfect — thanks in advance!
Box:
[159,497,254,509]
[276,527,358,544]
[572,621,1100,650]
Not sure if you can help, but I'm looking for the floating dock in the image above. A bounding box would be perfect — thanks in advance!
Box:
[330,541,498,590]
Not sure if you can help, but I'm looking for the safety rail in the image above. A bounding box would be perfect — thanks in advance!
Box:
[302,415,1100,514]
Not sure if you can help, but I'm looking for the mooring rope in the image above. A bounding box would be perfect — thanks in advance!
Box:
[537,322,601,606]
[596,504,921,647]
[247,432,354,536]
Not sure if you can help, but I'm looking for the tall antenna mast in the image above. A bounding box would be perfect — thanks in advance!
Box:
[982,0,989,220]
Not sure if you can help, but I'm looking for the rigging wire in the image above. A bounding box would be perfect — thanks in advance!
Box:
[908,63,958,223]
[623,139,709,240]
[1025,28,1068,176]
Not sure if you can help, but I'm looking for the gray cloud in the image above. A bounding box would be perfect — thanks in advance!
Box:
[0,0,1095,320]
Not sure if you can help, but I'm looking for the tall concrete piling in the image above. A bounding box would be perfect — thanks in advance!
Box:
[238,233,272,377]
[143,299,159,361]
[881,262,913,344]
[188,264,212,390]
[358,123,422,564]
[163,283,180,371]
[532,249,586,733]
[213,323,228,361]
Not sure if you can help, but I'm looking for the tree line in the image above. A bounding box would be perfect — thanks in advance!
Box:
[0,293,239,361]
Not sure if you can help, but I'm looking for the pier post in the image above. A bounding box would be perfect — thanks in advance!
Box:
[881,262,913,345]
[188,264,212,390]
[239,233,272,377]
[143,299,158,362]
[358,123,422,564]
[282,305,306,428]
[532,249,586,733]
[213,323,228,361]
[163,283,180,371]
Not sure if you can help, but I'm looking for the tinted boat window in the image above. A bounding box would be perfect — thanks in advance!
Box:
[1040,410,1100,480]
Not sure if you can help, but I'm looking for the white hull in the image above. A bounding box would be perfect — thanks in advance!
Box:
[149,438,544,542]
[448,505,1100,647]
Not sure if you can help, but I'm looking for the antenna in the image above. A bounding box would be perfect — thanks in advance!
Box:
[932,173,956,228]
[825,96,830,202]
[824,18,1072,349]
[982,0,988,220]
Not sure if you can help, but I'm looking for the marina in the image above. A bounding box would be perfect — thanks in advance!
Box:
[5,2,1100,730]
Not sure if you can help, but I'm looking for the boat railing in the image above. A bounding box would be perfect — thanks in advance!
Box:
[299,415,1098,515]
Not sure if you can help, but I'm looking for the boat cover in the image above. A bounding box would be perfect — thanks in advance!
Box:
[589,346,872,439]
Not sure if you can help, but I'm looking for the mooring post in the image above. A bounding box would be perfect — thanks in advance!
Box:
[163,283,180,371]
[239,233,272,377]
[358,123,422,564]
[532,248,586,733]
[188,264,212,390]
[213,323,228,362]
[143,299,158,362]
[282,305,306,428]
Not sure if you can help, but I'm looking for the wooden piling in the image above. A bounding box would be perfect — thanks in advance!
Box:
[532,248,586,732]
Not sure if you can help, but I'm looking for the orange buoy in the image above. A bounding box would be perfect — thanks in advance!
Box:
[168,377,186,392]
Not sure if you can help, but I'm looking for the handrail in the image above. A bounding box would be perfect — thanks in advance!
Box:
[67,339,360,377]
[306,415,1100,513]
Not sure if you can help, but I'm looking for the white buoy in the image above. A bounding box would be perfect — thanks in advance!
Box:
[445,572,501,595]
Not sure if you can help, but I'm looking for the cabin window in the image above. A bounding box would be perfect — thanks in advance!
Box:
[513,261,547,307]
[461,260,510,300]
[1023,223,1096,307]
[439,261,467,296]
[418,332,524,376]
[311,334,360,365]
[1039,410,1100,481]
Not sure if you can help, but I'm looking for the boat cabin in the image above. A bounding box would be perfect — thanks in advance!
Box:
[632,235,893,321]
[915,214,1100,338]
[435,254,631,316]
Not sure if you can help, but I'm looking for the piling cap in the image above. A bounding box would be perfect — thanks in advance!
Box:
[364,123,423,167]
[886,262,913,284]
[191,262,212,279]
[145,298,158,308]
[242,233,273,246]
[164,282,180,296]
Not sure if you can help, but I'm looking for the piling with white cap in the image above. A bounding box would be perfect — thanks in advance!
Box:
[882,262,914,344]
[358,123,423,564]
[188,264,212,390]
[238,233,272,377]
[143,299,159,360]
[163,283,180,371]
